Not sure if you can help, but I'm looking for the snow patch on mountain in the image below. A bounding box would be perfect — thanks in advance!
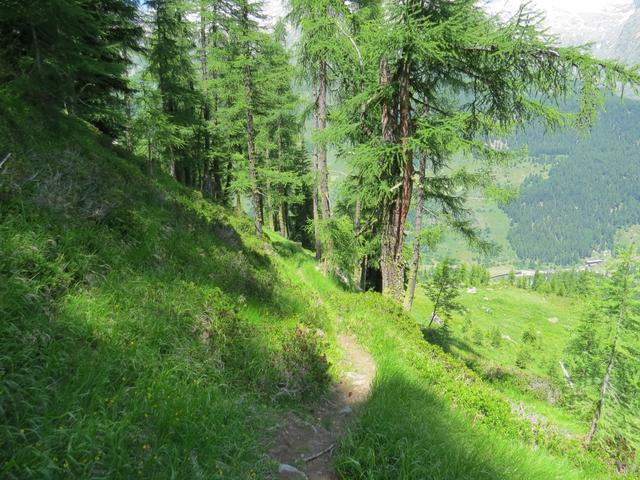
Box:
[487,0,639,61]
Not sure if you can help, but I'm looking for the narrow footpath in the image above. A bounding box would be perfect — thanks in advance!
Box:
[270,334,376,479]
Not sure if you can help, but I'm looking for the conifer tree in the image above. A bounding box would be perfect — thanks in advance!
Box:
[256,25,309,239]
[423,257,462,328]
[0,0,142,135]
[340,0,640,298]
[146,0,201,184]
[286,0,354,256]
[569,248,640,447]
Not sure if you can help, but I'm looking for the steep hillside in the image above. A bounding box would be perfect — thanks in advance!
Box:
[0,105,626,478]
[0,106,336,478]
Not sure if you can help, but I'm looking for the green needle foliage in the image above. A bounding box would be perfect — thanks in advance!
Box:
[328,0,640,297]
[0,0,142,136]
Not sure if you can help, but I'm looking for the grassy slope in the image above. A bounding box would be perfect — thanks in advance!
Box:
[412,285,578,377]
[0,106,615,478]
[1,107,337,478]
[277,248,609,478]
[412,284,590,436]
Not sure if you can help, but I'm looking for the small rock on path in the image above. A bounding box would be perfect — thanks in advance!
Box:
[279,463,308,479]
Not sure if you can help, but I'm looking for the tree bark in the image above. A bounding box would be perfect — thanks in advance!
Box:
[148,137,153,175]
[265,148,274,230]
[379,57,413,299]
[242,7,262,237]
[585,342,616,446]
[354,195,363,287]
[360,255,368,291]
[317,59,331,220]
[278,202,288,238]
[404,154,426,312]
[200,4,213,198]
[245,83,262,236]
[311,81,322,260]
[428,284,445,328]
[30,23,43,77]
[585,262,629,447]
[236,193,243,215]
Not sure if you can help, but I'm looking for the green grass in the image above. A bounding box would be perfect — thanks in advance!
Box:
[413,285,580,377]
[283,261,612,478]
[411,283,595,437]
[0,107,334,478]
[0,102,621,478]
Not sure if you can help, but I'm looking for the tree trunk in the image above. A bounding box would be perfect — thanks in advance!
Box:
[148,137,153,175]
[236,193,242,215]
[245,91,262,236]
[278,202,288,238]
[354,195,363,287]
[317,59,331,220]
[30,23,43,77]
[209,10,223,202]
[379,57,413,299]
[265,148,274,231]
[585,256,633,447]
[428,284,445,328]
[404,154,426,312]
[311,81,322,261]
[585,342,616,446]
[242,8,262,237]
[585,266,629,447]
[360,255,368,291]
[200,5,213,198]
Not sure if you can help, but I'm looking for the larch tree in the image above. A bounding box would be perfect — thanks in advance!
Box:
[566,248,640,448]
[225,0,268,236]
[346,0,640,299]
[257,26,308,238]
[0,0,142,135]
[146,0,201,184]
[286,0,351,257]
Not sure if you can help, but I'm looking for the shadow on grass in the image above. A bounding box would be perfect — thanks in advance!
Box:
[270,235,306,259]
[0,150,334,477]
[1,251,332,478]
[421,326,482,357]
[0,299,277,478]
[335,372,584,480]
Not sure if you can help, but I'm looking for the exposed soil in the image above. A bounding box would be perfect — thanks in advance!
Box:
[269,334,376,479]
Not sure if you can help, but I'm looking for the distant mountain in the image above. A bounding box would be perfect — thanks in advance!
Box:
[488,0,640,63]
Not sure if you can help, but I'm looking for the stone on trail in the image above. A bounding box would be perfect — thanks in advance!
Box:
[278,464,308,479]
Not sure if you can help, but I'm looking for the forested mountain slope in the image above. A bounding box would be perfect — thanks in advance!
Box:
[503,98,640,265]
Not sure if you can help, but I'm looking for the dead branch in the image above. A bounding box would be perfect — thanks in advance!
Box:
[0,152,11,171]
[304,444,335,463]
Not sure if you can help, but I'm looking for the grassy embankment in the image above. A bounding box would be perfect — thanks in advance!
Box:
[0,102,620,478]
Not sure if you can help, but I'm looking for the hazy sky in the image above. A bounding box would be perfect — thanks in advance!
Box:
[264,0,285,23]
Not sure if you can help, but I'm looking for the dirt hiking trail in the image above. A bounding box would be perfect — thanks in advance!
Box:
[269,334,376,479]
